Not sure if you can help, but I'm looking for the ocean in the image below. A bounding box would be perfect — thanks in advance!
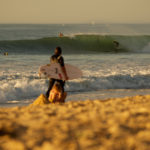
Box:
[0,24,150,106]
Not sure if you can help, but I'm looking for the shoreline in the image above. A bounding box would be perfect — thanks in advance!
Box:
[1,89,150,108]
[1,94,150,149]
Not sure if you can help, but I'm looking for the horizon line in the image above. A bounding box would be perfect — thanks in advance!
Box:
[0,22,150,25]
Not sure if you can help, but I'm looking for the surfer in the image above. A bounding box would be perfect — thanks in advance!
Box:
[59,32,64,37]
[4,52,8,56]
[0,49,8,56]
[113,41,120,49]
[45,46,68,99]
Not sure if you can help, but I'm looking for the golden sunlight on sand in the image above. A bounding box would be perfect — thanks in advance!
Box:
[1,95,150,150]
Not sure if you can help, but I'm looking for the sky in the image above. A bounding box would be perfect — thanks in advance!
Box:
[0,0,150,24]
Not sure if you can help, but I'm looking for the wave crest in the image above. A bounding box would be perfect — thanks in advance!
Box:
[0,35,150,54]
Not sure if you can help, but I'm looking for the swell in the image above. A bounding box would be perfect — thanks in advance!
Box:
[0,35,150,54]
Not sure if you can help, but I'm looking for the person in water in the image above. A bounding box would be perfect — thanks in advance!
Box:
[4,52,8,56]
[45,46,68,99]
[0,49,8,56]
[59,32,64,37]
[113,41,120,49]
[49,82,67,103]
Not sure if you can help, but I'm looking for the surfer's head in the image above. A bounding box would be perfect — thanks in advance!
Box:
[55,47,62,56]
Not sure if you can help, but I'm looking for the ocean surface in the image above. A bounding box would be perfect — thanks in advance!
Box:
[0,24,150,106]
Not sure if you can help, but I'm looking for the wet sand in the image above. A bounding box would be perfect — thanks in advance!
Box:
[1,95,150,150]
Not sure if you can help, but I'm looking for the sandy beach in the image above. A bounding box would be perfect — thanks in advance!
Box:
[0,95,150,150]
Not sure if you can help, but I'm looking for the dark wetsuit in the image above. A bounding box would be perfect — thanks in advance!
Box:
[45,54,65,98]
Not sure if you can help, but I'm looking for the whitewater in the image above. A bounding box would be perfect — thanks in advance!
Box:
[0,24,150,106]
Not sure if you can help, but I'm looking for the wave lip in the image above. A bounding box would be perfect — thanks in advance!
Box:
[0,35,150,54]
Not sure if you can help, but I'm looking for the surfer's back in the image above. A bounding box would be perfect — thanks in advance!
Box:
[50,54,64,67]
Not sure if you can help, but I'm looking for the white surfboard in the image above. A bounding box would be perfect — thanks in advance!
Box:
[39,63,82,80]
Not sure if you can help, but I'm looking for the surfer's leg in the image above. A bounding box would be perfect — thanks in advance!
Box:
[57,80,65,93]
[46,78,55,98]
[62,81,65,93]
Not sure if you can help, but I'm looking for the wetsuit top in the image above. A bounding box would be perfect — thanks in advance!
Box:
[50,54,64,67]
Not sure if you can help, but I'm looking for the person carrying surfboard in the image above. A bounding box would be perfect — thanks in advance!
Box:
[45,46,68,99]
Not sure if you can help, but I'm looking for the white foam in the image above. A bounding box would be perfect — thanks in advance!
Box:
[1,54,150,102]
[1,71,150,103]
[0,79,46,102]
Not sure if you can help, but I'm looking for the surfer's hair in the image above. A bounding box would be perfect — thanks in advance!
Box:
[55,47,62,54]
[53,83,62,92]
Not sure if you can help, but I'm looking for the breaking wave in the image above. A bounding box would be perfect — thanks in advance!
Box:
[0,35,150,54]
[1,73,150,102]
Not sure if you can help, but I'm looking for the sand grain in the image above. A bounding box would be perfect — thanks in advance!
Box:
[1,95,150,150]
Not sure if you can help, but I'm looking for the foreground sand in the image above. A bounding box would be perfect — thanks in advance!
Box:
[1,95,150,150]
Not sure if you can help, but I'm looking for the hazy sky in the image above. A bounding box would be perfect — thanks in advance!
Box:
[0,0,150,24]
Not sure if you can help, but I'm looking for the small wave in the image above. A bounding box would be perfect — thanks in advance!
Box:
[0,35,150,54]
[1,74,150,102]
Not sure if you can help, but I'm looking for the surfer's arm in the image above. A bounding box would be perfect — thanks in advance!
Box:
[59,57,69,80]
[61,66,69,80]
